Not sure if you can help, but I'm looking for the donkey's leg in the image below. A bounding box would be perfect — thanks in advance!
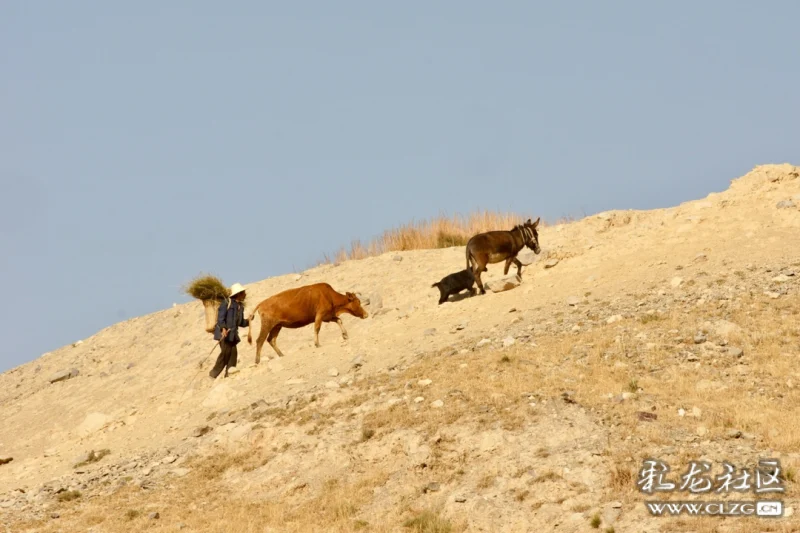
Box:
[268,325,285,358]
[503,258,513,275]
[335,317,349,340]
[512,257,524,278]
[474,260,487,294]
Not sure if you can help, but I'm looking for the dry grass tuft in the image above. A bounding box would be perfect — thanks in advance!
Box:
[403,509,453,533]
[183,273,230,301]
[318,210,553,265]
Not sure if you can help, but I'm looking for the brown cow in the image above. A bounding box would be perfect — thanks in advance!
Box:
[466,217,541,294]
[246,282,368,363]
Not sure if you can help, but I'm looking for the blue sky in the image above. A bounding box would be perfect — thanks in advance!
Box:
[2,1,798,372]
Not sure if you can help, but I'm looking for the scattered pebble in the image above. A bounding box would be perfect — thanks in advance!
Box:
[423,482,441,493]
[727,347,744,358]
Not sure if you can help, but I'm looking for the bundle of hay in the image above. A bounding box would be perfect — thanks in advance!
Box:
[183,274,230,333]
[184,274,230,301]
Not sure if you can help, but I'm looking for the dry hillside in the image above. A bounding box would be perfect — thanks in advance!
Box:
[2,164,800,533]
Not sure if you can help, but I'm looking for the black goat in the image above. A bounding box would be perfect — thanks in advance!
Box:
[431,269,476,305]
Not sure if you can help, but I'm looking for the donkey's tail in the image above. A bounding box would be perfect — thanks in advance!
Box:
[247,310,257,344]
[431,282,439,288]
[465,243,472,273]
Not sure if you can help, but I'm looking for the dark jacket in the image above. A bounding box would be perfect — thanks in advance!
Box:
[213,298,249,344]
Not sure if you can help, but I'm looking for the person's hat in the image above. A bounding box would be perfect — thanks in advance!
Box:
[229,283,247,297]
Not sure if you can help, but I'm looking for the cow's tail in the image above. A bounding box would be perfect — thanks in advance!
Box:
[465,242,472,273]
[431,282,439,288]
[247,309,257,344]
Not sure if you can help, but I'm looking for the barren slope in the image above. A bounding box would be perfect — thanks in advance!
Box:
[1,164,799,532]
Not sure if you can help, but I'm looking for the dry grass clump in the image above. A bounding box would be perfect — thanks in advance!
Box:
[320,210,546,265]
[183,273,230,301]
[403,509,454,533]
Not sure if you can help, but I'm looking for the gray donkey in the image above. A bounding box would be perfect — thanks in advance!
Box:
[465,217,541,294]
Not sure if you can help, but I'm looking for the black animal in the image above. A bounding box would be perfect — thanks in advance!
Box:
[431,269,476,304]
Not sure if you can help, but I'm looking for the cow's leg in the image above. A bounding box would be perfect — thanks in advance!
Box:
[254,320,271,365]
[314,313,323,347]
[335,317,348,340]
[268,325,285,358]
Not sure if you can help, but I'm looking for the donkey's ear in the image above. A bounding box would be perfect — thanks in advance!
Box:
[525,218,532,224]
[533,217,540,228]
[346,292,356,301]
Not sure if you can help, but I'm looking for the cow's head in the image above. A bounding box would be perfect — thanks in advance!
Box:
[342,292,369,319]
[523,217,541,254]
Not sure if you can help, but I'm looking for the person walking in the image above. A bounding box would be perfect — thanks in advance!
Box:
[209,282,250,379]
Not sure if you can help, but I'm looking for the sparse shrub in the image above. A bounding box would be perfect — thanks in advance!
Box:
[627,378,638,393]
[590,513,601,528]
[610,463,634,492]
[605,528,616,533]
[361,427,375,442]
[354,520,370,530]
[535,447,550,459]
[533,471,561,483]
[403,510,452,533]
[639,314,663,324]
[500,355,511,363]
[56,490,81,502]
[515,489,529,502]
[126,510,140,521]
